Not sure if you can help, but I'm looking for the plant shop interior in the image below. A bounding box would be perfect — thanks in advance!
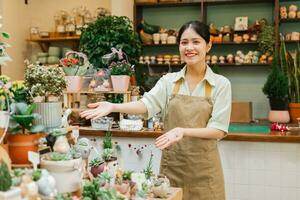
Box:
[1,0,300,200]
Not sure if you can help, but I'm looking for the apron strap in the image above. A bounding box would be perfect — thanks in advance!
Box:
[172,79,182,95]
[172,79,212,97]
[205,80,212,98]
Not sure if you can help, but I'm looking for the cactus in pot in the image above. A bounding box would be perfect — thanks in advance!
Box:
[89,157,105,178]
[0,161,12,192]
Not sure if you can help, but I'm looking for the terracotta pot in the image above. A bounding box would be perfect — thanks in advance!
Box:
[7,134,41,165]
[268,110,290,123]
[65,76,83,92]
[111,75,130,92]
[90,162,105,177]
[289,103,300,123]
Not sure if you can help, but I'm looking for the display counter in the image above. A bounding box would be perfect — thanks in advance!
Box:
[79,127,300,143]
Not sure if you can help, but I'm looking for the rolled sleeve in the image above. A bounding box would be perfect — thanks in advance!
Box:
[140,75,168,120]
[206,78,232,133]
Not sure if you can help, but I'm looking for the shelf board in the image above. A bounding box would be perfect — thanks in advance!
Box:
[139,63,184,68]
[63,91,131,94]
[212,41,258,45]
[139,63,270,67]
[218,63,271,67]
[142,43,178,47]
[279,18,300,24]
[285,40,300,43]
[27,36,80,42]
[143,41,258,47]
[203,0,273,4]
[135,1,201,7]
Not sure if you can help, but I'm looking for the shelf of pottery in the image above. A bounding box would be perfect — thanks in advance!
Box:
[279,3,300,43]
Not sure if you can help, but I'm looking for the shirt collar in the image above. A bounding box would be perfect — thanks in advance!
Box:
[173,65,216,86]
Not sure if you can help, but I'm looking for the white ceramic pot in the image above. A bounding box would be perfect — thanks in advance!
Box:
[34,102,62,130]
[0,187,22,200]
[153,33,160,44]
[40,157,83,193]
[268,110,290,123]
[160,33,168,44]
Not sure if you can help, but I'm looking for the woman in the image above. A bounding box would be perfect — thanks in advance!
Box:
[81,21,231,200]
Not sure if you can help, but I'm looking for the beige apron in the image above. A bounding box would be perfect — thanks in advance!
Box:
[160,79,225,200]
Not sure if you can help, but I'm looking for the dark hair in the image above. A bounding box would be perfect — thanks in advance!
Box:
[177,21,210,44]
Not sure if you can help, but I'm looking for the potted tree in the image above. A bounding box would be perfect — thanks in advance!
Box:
[7,102,44,164]
[263,51,290,123]
[279,37,300,123]
[60,51,90,92]
[79,16,141,70]
[24,63,67,130]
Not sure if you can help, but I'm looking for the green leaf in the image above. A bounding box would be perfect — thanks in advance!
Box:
[30,125,44,133]
[1,32,10,39]
[15,102,28,115]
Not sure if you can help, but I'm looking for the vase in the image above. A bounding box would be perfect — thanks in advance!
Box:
[268,110,290,123]
[65,76,83,92]
[288,103,300,124]
[34,102,62,131]
[111,75,130,92]
[7,133,41,165]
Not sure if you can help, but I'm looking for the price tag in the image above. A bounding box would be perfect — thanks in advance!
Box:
[72,128,79,142]
[28,151,40,170]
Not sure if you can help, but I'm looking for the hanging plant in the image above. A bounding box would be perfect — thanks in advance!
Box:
[257,25,275,55]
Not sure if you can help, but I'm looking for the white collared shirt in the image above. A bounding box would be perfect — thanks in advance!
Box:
[140,65,232,133]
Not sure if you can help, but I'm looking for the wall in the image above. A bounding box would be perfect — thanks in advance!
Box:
[0,0,111,80]
[88,136,300,200]
[111,0,134,21]
[1,0,30,80]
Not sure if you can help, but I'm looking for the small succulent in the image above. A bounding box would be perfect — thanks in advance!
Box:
[122,170,133,181]
[89,157,104,168]
[98,171,112,185]
[102,148,115,162]
[31,169,42,181]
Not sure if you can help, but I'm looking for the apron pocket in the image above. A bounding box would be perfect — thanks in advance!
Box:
[185,186,214,200]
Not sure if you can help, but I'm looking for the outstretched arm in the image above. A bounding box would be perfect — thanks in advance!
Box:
[80,100,147,120]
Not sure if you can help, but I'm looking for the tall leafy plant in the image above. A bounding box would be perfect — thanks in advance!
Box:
[279,37,300,103]
[79,16,141,69]
[257,25,275,55]
[262,50,289,110]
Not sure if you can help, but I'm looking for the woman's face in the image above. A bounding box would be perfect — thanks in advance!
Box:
[179,28,211,66]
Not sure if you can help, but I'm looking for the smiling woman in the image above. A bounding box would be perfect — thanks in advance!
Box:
[81,21,231,200]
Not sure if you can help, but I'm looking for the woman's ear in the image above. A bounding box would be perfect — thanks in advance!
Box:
[206,41,212,53]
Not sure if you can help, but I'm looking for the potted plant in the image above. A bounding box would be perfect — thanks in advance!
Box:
[79,15,141,70]
[40,144,82,194]
[262,51,290,123]
[0,160,22,200]
[0,21,11,66]
[257,24,275,56]
[7,102,45,164]
[104,48,134,92]
[24,63,67,130]
[279,37,300,123]
[9,81,30,104]
[89,157,105,178]
[60,51,90,92]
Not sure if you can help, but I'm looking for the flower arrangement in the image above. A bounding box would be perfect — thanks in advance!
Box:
[0,75,12,111]
[60,51,90,76]
[104,48,134,76]
[110,60,133,76]
[24,63,66,102]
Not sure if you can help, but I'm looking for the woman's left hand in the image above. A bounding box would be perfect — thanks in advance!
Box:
[155,127,185,150]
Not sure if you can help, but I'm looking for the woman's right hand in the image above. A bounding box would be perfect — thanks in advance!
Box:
[80,101,114,120]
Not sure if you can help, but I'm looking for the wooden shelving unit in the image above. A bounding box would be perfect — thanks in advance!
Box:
[142,41,258,47]
[27,36,80,52]
[139,63,270,67]
[279,18,300,24]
